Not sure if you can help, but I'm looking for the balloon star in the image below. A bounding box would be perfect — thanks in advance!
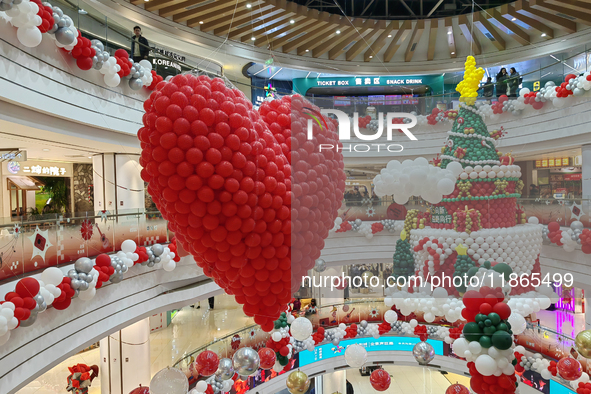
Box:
[455,243,468,256]
[570,202,584,220]
[28,226,53,262]
[400,229,407,241]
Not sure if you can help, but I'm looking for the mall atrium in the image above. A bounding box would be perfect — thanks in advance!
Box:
[1,0,591,393]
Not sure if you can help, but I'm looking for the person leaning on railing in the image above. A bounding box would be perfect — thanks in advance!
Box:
[131,26,150,63]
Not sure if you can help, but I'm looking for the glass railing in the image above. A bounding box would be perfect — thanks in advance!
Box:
[335,197,591,229]
[0,209,169,283]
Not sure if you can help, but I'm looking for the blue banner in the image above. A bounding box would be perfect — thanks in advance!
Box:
[299,336,444,366]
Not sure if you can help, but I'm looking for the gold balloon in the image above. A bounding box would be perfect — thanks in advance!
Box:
[575,330,591,358]
[286,371,310,394]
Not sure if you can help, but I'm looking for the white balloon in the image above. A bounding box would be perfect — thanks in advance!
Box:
[291,317,313,341]
[121,239,137,253]
[475,354,498,376]
[78,287,97,301]
[196,381,208,392]
[42,267,64,286]
[384,310,398,324]
[17,26,42,48]
[344,344,367,368]
[508,313,527,334]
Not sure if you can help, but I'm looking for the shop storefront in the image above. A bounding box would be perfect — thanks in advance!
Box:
[1,159,74,219]
[533,156,583,199]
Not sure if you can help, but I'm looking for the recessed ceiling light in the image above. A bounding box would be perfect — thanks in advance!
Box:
[447,31,452,35]
[369,55,373,58]
[251,37,256,41]
[541,33,547,37]
[305,49,309,52]
[511,17,516,21]
[88,156,92,159]
[246,3,251,8]
[42,148,50,152]
[336,30,341,34]
[451,51,455,54]
[290,19,295,24]
[387,34,392,37]
[199,21,203,24]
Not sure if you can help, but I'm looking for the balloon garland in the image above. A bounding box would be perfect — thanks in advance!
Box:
[0,239,179,346]
[0,1,164,90]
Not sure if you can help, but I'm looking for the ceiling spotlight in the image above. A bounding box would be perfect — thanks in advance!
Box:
[387,34,392,37]
[305,49,309,52]
[541,33,547,37]
[369,55,373,58]
[199,21,203,24]
[251,37,256,41]
[336,30,341,34]
[511,17,516,21]
[246,3,252,7]
[42,148,50,152]
[447,31,452,35]
[88,156,92,159]
[451,51,455,54]
[290,19,295,24]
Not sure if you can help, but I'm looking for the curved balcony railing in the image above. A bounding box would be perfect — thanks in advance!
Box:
[171,299,581,393]
[0,209,168,284]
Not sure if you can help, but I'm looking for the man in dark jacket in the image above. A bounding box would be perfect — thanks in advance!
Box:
[131,26,150,63]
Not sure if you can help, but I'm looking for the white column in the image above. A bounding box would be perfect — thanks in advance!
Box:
[93,153,144,212]
[322,370,346,394]
[319,267,345,306]
[100,318,151,394]
[583,144,591,199]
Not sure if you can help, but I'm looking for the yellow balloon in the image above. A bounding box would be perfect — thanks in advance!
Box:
[287,371,311,394]
[576,330,591,358]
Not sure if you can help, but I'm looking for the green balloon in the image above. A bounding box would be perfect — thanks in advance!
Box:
[497,323,508,332]
[492,263,513,281]
[478,321,485,329]
[475,313,487,323]
[483,261,492,269]
[479,335,492,348]
[483,326,497,336]
[484,319,492,327]
[491,330,513,350]
[488,313,501,326]
[467,267,480,278]
[463,322,483,342]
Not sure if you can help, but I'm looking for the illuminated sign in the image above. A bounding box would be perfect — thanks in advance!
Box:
[0,150,26,161]
[152,58,182,71]
[23,165,67,176]
[3,161,72,176]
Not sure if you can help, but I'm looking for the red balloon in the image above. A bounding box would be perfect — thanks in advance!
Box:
[15,278,40,298]
[194,350,219,376]
[558,357,582,381]
[128,385,150,394]
[370,369,391,391]
[492,302,511,320]
[548,222,560,232]
[446,383,470,394]
[258,348,277,369]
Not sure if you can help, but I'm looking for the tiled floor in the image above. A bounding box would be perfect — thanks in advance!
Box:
[17,294,253,394]
[536,309,585,338]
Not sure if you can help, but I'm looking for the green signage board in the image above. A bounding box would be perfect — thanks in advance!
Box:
[431,206,452,224]
[292,75,444,96]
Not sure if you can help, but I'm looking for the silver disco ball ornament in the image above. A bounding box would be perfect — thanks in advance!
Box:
[313,258,326,272]
[413,341,435,365]
[232,347,259,376]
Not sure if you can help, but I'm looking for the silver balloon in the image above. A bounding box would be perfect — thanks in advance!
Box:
[0,2,13,11]
[413,341,435,365]
[121,265,128,274]
[67,269,78,279]
[53,6,63,16]
[232,347,260,376]
[152,244,164,256]
[571,220,584,231]
[313,259,326,273]
[78,281,89,291]
[48,23,58,34]
[110,274,123,284]
[360,320,368,328]
[55,27,76,45]
[70,279,82,290]
[215,358,234,380]
[19,310,38,327]
[75,257,93,273]
[129,78,143,90]
[331,338,340,346]
[35,293,47,313]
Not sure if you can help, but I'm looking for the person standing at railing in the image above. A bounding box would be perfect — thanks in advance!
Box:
[131,26,150,63]
[508,67,521,97]
[480,77,494,99]
[496,68,508,97]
